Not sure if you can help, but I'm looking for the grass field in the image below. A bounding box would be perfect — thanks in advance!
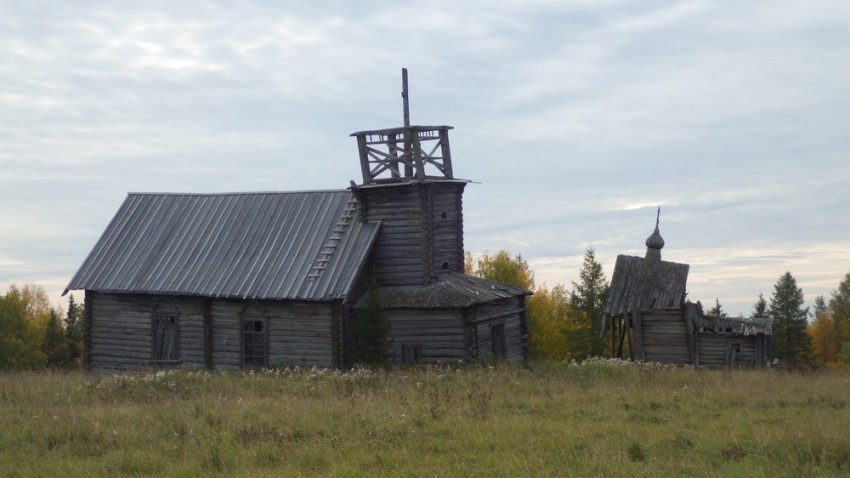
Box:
[2,359,849,477]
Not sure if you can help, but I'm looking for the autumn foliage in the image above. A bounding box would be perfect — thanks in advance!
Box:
[468,249,605,360]
[0,284,82,370]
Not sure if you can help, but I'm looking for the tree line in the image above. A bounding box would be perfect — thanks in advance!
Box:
[2,262,849,370]
[0,284,83,370]
[466,249,609,360]
[467,249,850,369]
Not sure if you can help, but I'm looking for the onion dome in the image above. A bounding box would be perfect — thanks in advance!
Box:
[645,207,665,255]
[646,227,665,251]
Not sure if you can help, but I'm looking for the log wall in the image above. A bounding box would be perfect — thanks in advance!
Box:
[385,309,467,363]
[697,334,758,368]
[640,309,692,365]
[471,297,527,362]
[635,307,768,368]
[86,293,335,370]
[357,182,465,286]
[428,183,465,277]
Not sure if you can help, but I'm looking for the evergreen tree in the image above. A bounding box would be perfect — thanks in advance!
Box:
[813,295,828,317]
[43,310,68,368]
[708,298,728,318]
[768,272,811,366]
[752,293,768,319]
[829,271,850,359]
[351,282,389,366]
[569,248,609,356]
[65,294,84,367]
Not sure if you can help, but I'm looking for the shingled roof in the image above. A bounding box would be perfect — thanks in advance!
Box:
[604,218,689,317]
[359,272,530,309]
[64,191,380,300]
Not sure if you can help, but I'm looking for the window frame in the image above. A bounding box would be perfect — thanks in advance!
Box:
[401,343,422,365]
[151,308,180,364]
[241,316,269,368]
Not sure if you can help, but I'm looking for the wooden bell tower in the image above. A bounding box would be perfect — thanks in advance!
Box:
[350,69,468,286]
[351,69,455,184]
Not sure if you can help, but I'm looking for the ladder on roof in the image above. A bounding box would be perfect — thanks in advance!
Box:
[308,196,359,281]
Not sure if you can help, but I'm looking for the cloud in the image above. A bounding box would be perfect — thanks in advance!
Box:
[2,0,849,318]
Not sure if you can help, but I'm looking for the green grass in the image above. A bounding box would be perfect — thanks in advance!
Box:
[2,359,849,477]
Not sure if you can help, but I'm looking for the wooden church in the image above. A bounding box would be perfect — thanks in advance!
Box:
[604,211,772,368]
[64,72,529,370]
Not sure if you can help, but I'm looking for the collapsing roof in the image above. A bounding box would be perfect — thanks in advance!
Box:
[688,303,772,336]
[64,191,380,301]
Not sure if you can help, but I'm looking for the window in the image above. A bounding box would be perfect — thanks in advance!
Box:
[402,344,422,365]
[243,318,267,367]
[152,314,179,362]
[491,323,507,360]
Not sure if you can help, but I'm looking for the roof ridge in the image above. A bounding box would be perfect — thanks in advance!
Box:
[127,189,351,196]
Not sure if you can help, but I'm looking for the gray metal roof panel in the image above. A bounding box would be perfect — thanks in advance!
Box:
[65,191,379,300]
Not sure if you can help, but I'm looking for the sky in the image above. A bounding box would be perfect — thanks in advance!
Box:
[2,0,849,317]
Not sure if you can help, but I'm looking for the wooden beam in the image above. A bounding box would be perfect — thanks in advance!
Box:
[402,68,410,128]
[203,298,213,370]
[438,129,453,179]
[83,291,93,372]
[616,318,627,359]
[683,304,699,366]
[357,134,371,184]
[632,305,644,362]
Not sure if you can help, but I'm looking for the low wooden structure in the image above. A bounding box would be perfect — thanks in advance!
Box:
[604,212,771,368]
[362,273,528,363]
[64,71,529,370]
[629,303,771,368]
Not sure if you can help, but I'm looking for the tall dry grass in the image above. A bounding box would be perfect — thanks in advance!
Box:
[1,359,849,476]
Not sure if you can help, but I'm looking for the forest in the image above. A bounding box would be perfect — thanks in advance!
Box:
[2,249,849,370]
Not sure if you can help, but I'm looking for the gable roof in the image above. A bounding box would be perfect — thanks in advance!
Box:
[64,191,380,300]
[360,272,529,309]
[604,254,689,317]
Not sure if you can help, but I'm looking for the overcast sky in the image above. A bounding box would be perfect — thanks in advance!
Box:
[2,0,849,317]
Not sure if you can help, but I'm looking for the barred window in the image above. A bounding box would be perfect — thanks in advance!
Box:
[153,314,179,361]
[243,318,267,367]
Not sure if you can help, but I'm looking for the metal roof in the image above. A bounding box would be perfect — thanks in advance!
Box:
[359,272,529,309]
[604,254,689,317]
[64,191,380,300]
